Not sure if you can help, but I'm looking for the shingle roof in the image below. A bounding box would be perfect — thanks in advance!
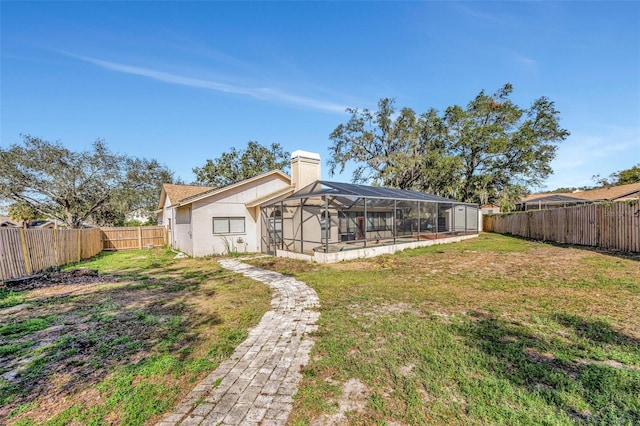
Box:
[162,183,214,205]
[570,182,640,201]
[522,182,640,203]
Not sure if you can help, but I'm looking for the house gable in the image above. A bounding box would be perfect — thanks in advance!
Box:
[172,170,291,207]
[159,170,293,257]
[158,183,214,210]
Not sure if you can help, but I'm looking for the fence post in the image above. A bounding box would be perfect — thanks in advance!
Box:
[19,227,33,275]
[77,230,81,262]
[53,228,59,266]
[138,226,143,249]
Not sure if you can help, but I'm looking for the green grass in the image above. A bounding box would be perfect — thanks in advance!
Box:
[0,316,56,339]
[0,289,26,309]
[251,233,640,425]
[1,249,271,425]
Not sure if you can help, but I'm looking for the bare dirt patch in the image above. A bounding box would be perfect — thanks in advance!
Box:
[3,268,115,292]
[310,378,370,426]
[248,256,321,275]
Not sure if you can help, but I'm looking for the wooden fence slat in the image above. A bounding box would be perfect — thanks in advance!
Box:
[484,201,639,253]
[100,226,166,251]
[0,227,106,281]
[0,225,169,280]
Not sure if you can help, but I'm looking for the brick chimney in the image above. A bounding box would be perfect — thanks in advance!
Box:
[290,150,321,190]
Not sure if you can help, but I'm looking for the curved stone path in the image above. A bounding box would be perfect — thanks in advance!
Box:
[158,259,320,426]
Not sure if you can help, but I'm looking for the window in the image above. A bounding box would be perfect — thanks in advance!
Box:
[176,206,191,224]
[213,217,245,234]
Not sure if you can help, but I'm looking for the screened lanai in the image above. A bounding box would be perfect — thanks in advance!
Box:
[260,181,479,259]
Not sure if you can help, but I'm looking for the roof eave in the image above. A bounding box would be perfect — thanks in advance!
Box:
[175,170,291,207]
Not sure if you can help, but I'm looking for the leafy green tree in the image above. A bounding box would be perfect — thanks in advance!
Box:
[8,200,40,228]
[193,141,289,187]
[0,135,174,228]
[329,84,570,204]
[593,164,640,187]
[615,164,640,185]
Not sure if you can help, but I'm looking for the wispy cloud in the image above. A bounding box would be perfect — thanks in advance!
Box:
[455,4,512,26]
[511,52,538,72]
[64,52,348,113]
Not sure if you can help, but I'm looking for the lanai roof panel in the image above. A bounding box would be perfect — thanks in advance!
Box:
[277,181,473,205]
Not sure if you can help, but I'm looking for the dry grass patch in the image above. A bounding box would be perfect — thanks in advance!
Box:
[0,249,271,425]
[252,233,640,425]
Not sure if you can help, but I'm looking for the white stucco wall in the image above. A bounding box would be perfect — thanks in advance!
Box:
[189,176,290,257]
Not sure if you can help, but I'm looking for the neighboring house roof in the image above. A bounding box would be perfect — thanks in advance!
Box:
[170,170,291,208]
[0,216,19,227]
[522,182,640,204]
[570,182,640,201]
[519,194,588,205]
[157,183,214,210]
[29,220,56,229]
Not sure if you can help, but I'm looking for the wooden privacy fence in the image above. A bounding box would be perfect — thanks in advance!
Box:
[0,228,103,280]
[483,201,640,253]
[101,226,167,251]
[0,226,167,281]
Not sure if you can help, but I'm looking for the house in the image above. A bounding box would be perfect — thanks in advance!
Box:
[516,182,640,211]
[156,152,311,256]
[159,151,480,261]
[0,217,19,227]
[515,194,589,211]
[480,204,502,215]
[28,220,57,229]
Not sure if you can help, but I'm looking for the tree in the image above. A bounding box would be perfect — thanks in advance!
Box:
[0,135,174,228]
[615,164,640,185]
[8,201,40,228]
[328,84,570,204]
[193,141,289,187]
[593,164,640,187]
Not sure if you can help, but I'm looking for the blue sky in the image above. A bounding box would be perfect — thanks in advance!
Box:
[2,1,639,191]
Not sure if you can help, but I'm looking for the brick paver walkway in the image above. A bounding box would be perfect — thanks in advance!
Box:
[157,259,320,426]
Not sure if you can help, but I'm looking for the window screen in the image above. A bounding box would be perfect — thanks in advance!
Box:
[229,217,245,233]
[213,217,245,234]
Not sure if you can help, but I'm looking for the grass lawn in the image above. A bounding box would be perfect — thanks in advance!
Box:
[0,249,271,425]
[251,233,640,425]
